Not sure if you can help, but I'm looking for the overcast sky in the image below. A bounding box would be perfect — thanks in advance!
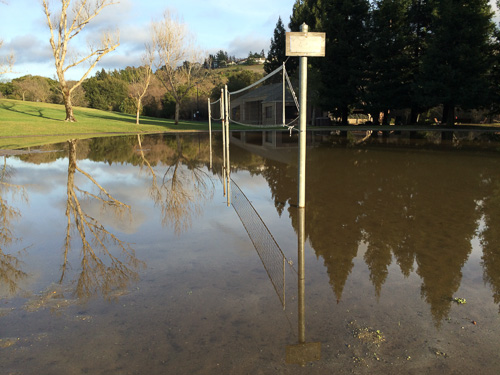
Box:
[0,0,293,81]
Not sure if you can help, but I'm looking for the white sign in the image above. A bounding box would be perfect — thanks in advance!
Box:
[286,32,326,57]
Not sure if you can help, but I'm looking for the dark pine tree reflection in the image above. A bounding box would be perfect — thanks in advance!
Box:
[258,139,494,324]
[480,177,500,312]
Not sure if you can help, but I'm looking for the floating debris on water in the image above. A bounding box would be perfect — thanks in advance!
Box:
[0,337,19,349]
[23,283,76,313]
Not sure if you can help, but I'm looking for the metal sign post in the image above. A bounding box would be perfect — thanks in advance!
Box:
[285,23,325,366]
[286,23,325,208]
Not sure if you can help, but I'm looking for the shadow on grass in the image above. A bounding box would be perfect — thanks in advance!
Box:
[0,102,63,122]
[80,110,210,129]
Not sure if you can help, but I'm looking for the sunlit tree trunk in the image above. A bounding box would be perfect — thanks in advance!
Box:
[61,82,75,122]
[131,48,154,125]
[175,102,181,125]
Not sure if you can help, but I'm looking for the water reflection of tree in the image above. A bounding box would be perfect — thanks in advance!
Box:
[409,157,479,323]
[63,140,144,299]
[260,144,489,324]
[480,178,500,312]
[0,156,28,294]
[135,134,214,235]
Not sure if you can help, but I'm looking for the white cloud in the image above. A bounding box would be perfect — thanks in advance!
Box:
[3,34,52,64]
[228,34,269,58]
[98,51,142,71]
[1,0,293,79]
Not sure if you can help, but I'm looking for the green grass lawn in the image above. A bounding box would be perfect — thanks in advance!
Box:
[3,98,498,150]
[0,99,234,149]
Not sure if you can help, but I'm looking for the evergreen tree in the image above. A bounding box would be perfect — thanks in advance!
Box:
[316,0,371,124]
[264,16,287,74]
[487,25,500,117]
[418,0,495,125]
[288,0,320,74]
[289,0,319,31]
[366,0,414,124]
[215,50,229,67]
[83,69,128,112]
[407,0,433,122]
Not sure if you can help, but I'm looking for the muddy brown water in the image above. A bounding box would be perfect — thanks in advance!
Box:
[1,131,500,374]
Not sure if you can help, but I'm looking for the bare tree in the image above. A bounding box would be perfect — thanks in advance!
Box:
[0,39,15,76]
[152,10,204,125]
[13,76,51,102]
[41,0,119,122]
[129,46,155,125]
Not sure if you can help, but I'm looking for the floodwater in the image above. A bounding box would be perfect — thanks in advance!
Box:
[1,130,500,374]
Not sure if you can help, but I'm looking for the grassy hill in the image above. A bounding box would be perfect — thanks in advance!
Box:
[0,99,232,149]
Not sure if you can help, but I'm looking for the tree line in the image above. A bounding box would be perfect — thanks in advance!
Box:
[268,0,499,126]
[0,1,268,125]
[0,65,264,122]
[2,0,499,126]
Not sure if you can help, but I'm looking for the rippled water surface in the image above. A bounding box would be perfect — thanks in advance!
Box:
[1,131,500,374]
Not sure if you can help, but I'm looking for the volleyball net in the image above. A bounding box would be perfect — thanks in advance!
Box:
[229,176,291,309]
[209,63,300,309]
[209,63,299,131]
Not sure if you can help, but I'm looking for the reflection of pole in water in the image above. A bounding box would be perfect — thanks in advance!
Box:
[286,206,321,366]
[226,158,231,207]
[226,128,231,207]
[224,85,231,207]
[222,88,227,197]
[208,98,213,170]
[298,206,306,343]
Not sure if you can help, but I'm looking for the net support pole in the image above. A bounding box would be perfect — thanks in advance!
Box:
[283,62,286,127]
[222,89,227,197]
[298,23,308,208]
[208,98,212,170]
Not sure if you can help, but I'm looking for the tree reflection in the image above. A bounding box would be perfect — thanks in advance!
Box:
[63,140,144,299]
[480,178,500,312]
[136,135,162,203]
[254,140,494,324]
[0,156,27,295]
[135,134,214,235]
